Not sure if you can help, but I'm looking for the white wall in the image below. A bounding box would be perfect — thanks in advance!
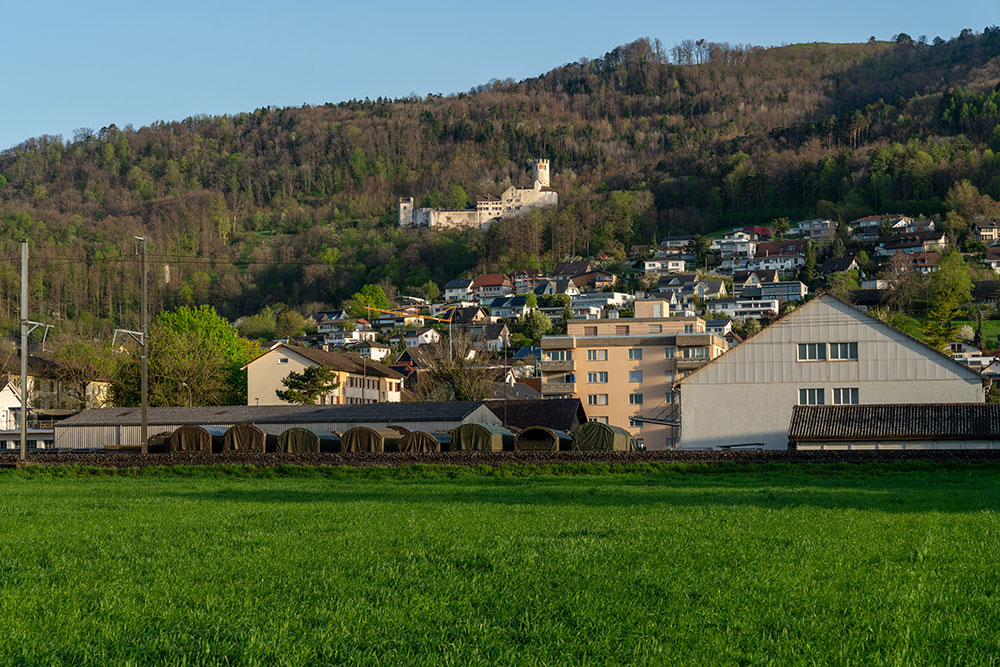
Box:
[678,295,985,449]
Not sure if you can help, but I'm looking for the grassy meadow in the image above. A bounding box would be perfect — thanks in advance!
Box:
[0,463,998,664]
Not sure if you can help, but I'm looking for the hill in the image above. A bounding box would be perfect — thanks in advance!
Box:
[2,28,1000,331]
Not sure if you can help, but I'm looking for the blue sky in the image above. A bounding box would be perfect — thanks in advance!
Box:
[1,0,997,149]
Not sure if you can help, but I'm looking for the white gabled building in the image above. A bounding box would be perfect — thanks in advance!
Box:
[676,294,985,450]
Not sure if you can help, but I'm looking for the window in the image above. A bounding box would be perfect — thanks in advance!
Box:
[590,416,609,424]
[629,418,642,428]
[587,372,608,383]
[588,394,609,406]
[587,349,608,361]
[682,347,709,359]
[683,324,694,334]
[664,392,676,404]
[648,324,662,333]
[584,326,598,337]
[664,370,675,383]
[797,343,827,361]
[833,387,859,405]
[629,393,644,405]
[628,349,643,361]
[798,388,825,405]
[628,371,643,383]
[278,358,289,364]
[615,325,630,336]
[664,347,675,359]
[830,342,858,361]
[548,350,572,362]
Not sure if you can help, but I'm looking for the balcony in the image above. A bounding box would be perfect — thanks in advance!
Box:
[676,358,709,372]
[538,360,574,372]
[541,382,574,396]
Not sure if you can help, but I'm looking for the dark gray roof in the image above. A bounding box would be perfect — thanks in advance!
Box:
[57,401,494,428]
[444,279,473,289]
[482,398,586,432]
[789,404,1000,442]
[553,260,591,276]
[819,256,857,274]
[973,281,999,302]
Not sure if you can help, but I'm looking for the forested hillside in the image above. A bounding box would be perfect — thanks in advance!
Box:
[2,28,1000,332]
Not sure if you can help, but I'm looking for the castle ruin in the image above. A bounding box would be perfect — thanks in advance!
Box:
[399,159,558,230]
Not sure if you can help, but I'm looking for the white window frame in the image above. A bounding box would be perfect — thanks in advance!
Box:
[587,349,608,361]
[587,372,608,384]
[587,394,609,406]
[628,348,643,361]
[798,388,825,405]
[833,387,859,405]
[628,370,643,383]
[664,347,675,359]
[797,343,827,361]
[829,342,858,361]
[629,393,643,405]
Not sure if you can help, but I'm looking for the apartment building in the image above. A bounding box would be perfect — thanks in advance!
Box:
[539,299,727,449]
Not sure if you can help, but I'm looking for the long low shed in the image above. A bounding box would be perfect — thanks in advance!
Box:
[789,403,1000,450]
[53,402,501,449]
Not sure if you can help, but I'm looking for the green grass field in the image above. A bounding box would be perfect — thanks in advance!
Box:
[1,463,999,665]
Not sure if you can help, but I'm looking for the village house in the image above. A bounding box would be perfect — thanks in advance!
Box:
[985,247,1000,273]
[389,328,442,349]
[789,218,836,242]
[732,270,780,297]
[710,297,780,320]
[552,260,593,280]
[243,344,404,406]
[974,221,1000,245]
[661,235,694,249]
[818,255,860,276]
[850,214,913,241]
[570,270,619,292]
[347,340,391,362]
[484,295,530,320]
[471,274,513,301]
[741,280,808,303]
[443,279,474,302]
[509,269,548,293]
[676,293,985,450]
[888,251,941,275]
[876,230,948,256]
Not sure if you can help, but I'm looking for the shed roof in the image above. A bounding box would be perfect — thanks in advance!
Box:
[482,398,586,432]
[57,401,494,427]
[789,403,1000,442]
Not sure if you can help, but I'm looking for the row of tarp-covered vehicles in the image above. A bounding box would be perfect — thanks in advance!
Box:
[154,421,634,454]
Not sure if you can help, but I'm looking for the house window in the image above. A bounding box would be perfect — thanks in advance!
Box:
[628,371,643,383]
[615,325,630,336]
[798,388,825,405]
[664,370,675,383]
[797,343,827,361]
[278,358,289,364]
[588,394,609,406]
[587,349,608,361]
[682,347,709,359]
[548,350,572,362]
[648,324,662,333]
[587,372,608,383]
[628,349,643,361]
[629,394,643,405]
[584,326,598,337]
[829,342,858,361]
[683,324,694,334]
[590,416,609,424]
[664,347,675,359]
[665,393,676,404]
[629,418,642,428]
[833,388,859,405]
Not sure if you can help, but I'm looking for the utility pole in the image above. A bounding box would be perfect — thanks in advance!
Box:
[19,240,27,463]
[136,237,148,454]
[18,241,55,463]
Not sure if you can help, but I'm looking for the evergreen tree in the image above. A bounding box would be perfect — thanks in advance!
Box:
[921,292,961,352]
[275,365,340,404]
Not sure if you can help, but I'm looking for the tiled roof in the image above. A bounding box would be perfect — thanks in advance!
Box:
[276,345,403,379]
[789,404,1000,442]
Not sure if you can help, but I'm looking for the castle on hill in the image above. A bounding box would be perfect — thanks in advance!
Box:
[398,159,558,230]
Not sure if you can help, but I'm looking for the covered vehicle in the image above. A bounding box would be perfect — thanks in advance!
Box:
[450,423,515,451]
[341,426,401,453]
[147,430,174,454]
[572,421,634,451]
[397,430,448,453]
[170,425,227,453]
[514,425,573,452]
[276,427,341,453]
[223,423,282,452]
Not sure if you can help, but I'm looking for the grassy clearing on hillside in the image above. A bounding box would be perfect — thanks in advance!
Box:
[0,464,998,664]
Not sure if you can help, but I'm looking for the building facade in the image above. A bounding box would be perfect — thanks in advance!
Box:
[677,294,985,450]
[539,299,727,449]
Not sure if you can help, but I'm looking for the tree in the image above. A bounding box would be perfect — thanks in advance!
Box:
[110,305,259,407]
[404,332,502,401]
[930,250,973,306]
[524,291,537,309]
[275,309,308,337]
[524,309,551,339]
[347,284,391,318]
[275,365,339,404]
[691,234,712,268]
[798,243,817,285]
[921,292,961,352]
[770,217,790,240]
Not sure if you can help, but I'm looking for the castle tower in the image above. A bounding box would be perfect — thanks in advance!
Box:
[532,159,550,189]
[398,197,414,227]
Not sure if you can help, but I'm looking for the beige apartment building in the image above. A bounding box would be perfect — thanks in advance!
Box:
[539,300,727,449]
[243,344,404,406]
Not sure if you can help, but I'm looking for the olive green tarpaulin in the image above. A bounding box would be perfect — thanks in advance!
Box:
[397,430,446,453]
[450,423,515,451]
[572,422,634,451]
[170,425,227,453]
[341,426,401,453]
[223,423,269,452]
[276,427,341,453]
[515,425,573,452]
[387,425,410,436]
